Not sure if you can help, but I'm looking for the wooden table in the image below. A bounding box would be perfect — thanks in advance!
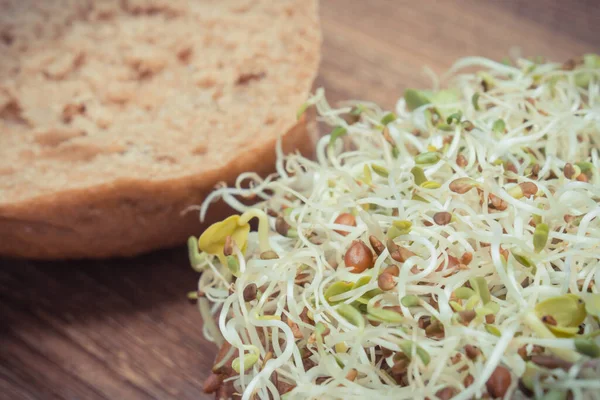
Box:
[1,1,599,399]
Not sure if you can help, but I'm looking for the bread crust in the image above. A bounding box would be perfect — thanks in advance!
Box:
[0,114,318,259]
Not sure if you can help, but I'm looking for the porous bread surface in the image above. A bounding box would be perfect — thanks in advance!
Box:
[0,0,320,202]
[0,0,321,258]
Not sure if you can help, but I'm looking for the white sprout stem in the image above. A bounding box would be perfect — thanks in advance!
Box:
[198,297,224,347]
[191,55,600,399]
[240,209,272,252]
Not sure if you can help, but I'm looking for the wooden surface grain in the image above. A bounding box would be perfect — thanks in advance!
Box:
[1,1,599,399]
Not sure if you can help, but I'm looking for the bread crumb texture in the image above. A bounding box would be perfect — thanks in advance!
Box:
[0,0,320,203]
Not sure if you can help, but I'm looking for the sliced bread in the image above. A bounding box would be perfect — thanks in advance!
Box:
[0,0,321,259]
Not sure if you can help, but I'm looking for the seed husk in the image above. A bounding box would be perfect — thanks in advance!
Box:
[345,368,358,382]
[369,235,386,255]
[260,250,279,260]
[449,177,479,194]
[387,240,416,263]
[456,154,468,167]
[223,235,233,256]
[489,193,508,210]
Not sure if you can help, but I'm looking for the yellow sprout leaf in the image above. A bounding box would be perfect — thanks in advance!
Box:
[198,215,250,258]
[535,294,587,337]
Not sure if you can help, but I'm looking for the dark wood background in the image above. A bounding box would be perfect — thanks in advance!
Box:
[1,1,599,399]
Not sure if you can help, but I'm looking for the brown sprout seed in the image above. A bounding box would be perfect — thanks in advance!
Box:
[458,310,477,324]
[383,264,400,277]
[344,240,374,273]
[464,344,481,360]
[435,387,458,400]
[203,373,223,394]
[522,182,538,196]
[564,163,575,179]
[345,369,358,382]
[275,216,290,236]
[334,213,357,236]
[461,252,473,265]
[433,211,452,226]
[464,374,474,387]
[486,365,512,399]
[530,355,573,371]
[489,194,508,211]
[378,272,396,291]
[243,284,257,302]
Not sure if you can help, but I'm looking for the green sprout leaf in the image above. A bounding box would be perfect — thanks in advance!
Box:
[404,89,431,111]
[492,119,506,134]
[380,112,397,125]
[471,93,481,111]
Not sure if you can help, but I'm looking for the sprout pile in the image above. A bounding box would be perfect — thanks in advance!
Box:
[188,55,600,400]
